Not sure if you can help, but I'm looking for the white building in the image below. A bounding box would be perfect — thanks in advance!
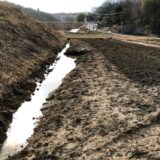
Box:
[86,22,98,31]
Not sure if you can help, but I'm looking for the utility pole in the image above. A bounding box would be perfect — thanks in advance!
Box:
[120,14,123,34]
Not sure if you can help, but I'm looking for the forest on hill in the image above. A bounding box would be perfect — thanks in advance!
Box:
[3,1,78,23]
[77,0,160,35]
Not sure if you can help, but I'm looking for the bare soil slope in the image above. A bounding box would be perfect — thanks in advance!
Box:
[11,39,160,159]
[0,2,65,147]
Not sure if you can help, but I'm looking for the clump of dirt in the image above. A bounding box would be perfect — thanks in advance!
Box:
[11,39,160,159]
[0,2,65,148]
[65,39,91,55]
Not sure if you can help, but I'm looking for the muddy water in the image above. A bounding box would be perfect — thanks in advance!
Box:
[0,44,76,159]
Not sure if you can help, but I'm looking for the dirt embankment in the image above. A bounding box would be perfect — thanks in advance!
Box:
[11,38,160,159]
[0,2,65,148]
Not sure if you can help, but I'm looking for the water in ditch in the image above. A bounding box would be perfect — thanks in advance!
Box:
[0,44,76,159]
[69,28,80,33]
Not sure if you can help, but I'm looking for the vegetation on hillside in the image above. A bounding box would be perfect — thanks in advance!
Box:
[142,0,160,34]
[4,1,78,23]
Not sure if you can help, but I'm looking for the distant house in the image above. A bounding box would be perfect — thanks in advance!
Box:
[86,22,98,31]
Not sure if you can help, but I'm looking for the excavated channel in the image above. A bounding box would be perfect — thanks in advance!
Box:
[0,44,76,160]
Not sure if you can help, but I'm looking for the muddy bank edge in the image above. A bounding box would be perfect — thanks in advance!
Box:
[0,2,66,148]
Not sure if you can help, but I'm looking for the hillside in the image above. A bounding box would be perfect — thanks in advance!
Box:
[21,8,59,22]
[0,2,65,148]
[1,2,59,22]
[4,2,78,23]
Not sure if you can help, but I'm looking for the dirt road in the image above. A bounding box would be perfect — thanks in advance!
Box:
[67,32,160,48]
[11,38,160,159]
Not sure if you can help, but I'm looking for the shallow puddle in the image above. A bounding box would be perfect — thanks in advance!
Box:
[69,28,80,33]
[0,44,76,159]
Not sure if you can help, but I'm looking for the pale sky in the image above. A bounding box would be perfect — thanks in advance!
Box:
[7,0,107,13]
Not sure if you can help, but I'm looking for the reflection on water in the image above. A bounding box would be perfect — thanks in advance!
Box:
[69,28,80,33]
[0,44,76,159]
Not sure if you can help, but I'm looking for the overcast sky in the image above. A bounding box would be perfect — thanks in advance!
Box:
[7,0,107,13]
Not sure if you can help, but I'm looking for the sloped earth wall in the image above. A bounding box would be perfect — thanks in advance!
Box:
[0,2,65,148]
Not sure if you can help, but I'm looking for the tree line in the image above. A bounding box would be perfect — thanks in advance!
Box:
[77,0,160,35]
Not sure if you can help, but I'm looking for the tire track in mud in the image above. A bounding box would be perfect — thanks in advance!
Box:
[76,52,160,159]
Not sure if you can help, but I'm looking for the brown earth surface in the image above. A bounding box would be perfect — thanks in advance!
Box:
[67,32,160,48]
[11,37,160,159]
[0,2,65,148]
